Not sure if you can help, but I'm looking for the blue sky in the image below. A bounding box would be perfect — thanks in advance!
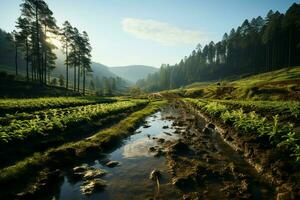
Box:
[0,0,298,67]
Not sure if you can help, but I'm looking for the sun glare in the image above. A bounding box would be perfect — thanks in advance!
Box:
[46,33,62,48]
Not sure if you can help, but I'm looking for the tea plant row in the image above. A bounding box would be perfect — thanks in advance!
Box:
[0,97,114,115]
[0,100,147,144]
[184,98,300,162]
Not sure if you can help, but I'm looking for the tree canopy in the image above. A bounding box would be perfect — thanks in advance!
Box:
[137,3,300,92]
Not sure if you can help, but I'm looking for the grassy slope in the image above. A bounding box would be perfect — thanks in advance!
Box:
[163,66,300,100]
[0,100,166,198]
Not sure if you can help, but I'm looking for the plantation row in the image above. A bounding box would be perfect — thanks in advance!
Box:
[184,98,300,162]
[0,100,148,145]
[214,99,300,121]
[0,96,115,115]
[0,100,118,125]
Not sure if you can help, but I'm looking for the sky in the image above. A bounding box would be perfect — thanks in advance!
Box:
[0,0,298,68]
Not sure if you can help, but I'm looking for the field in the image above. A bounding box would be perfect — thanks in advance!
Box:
[0,67,299,200]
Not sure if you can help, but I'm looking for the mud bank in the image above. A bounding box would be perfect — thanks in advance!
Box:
[183,100,299,199]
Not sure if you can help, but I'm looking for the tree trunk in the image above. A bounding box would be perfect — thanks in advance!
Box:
[41,50,44,83]
[44,25,47,85]
[26,39,29,81]
[44,51,47,84]
[74,66,76,91]
[15,44,18,76]
[288,29,292,67]
[77,66,80,92]
[31,57,34,81]
[35,4,41,84]
[83,68,86,95]
[66,45,69,89]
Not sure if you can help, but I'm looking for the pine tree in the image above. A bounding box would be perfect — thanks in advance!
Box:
[61,21,73,89]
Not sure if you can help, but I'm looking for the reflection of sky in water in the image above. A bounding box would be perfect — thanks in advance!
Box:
[57,108,182,200]
[120,112,178,158]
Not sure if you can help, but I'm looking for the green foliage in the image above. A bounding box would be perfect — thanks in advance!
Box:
[220,108,299,161]
[0,96,112,114]
[216,99,300,119]
[0,100,148,144]
[202,102,228,117]
[186,98,300,161]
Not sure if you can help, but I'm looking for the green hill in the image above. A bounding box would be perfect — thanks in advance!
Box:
[163,66,300,101]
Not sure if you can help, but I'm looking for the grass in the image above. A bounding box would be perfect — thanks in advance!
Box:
[164,66,300,100]
[0,100,166,198]
[230,67,300,87]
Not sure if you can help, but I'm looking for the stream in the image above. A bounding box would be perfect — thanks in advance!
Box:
[50,103,274,200]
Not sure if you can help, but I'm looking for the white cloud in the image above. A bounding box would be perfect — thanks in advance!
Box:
[122,18,209,46]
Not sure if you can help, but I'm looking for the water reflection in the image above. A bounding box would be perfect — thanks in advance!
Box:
[56,107,182,200]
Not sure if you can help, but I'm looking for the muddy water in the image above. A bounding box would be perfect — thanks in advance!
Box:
[52,103,274,200]
[55,106,183,200]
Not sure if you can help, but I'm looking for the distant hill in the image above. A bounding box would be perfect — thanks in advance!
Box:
[110,65,158,83]
[52,58,117,80]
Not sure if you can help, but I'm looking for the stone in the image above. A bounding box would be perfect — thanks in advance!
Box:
[149,146,156,152]
[202,127,210,135]
[162,125,169,129]
[80,179,107,195]
[106,161,120,167]
[149,169,161,180]
[143,124,151,128]
[163,132,172,136]
[83,169,107,180]
[73,164,90,173]
[206,123,215,129]
[157,138,165,143]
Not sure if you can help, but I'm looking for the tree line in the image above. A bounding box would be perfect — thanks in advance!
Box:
[12,0,92,94]
[137,3,300,91]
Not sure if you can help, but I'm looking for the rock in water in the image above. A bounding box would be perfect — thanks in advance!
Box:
[83,169,107,180]
[157,138,165,143]
[164,132,172,136]
[73,164,90,173]
[106,161,120,167]
[80,179,107,195]
[143,124,151,128]
[149,169,161,180]
[149,146,156,152]
[202,127,210,135]
[206,123,215,129]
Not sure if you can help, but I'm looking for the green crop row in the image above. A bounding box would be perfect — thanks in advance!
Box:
[0,100,148,144]
[0,96,114,114]
[214,99,300,119]
[0,100,115,125]
[184,98,300,161]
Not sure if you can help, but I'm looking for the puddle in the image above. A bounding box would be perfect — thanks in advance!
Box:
[54,106,183,200]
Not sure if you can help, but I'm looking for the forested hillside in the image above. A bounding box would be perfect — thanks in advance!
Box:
[137,3,300,91]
